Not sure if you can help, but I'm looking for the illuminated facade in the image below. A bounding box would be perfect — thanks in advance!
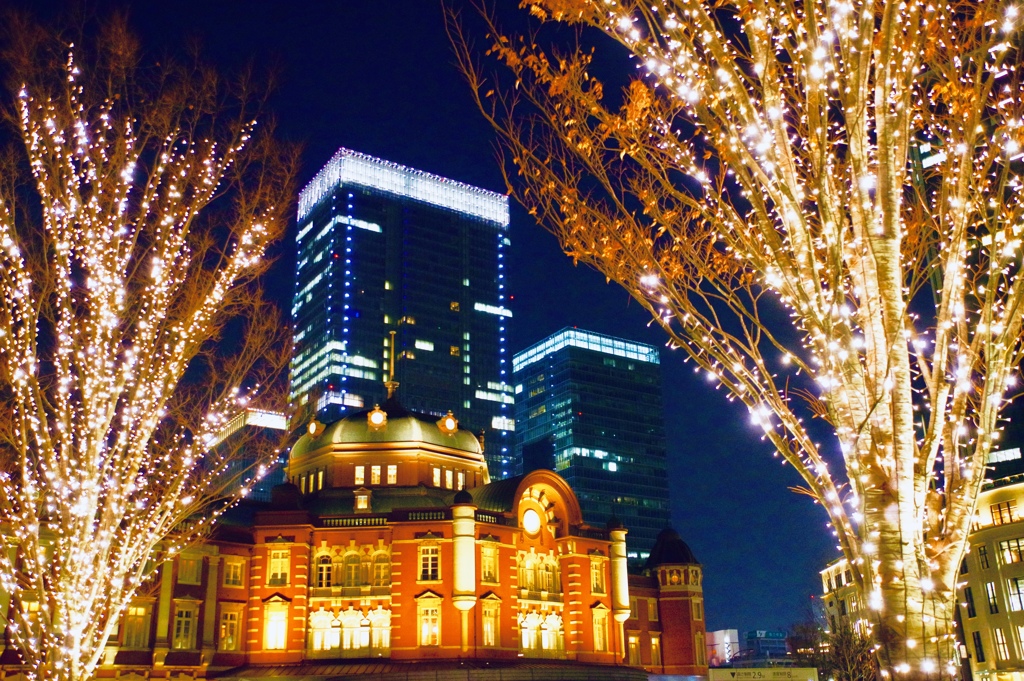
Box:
[625,527,708,674]
[707,628,741,666]
[291,148,514,477]
[820,557,866,634]
[955,447,1024,681]
[821,446,1024,681]
[512,328,671,562]
[0,397,706,679]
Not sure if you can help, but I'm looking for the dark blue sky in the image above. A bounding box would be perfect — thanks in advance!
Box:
[23,0,880,635]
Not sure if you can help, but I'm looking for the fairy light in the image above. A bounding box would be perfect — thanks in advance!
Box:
[468,0,1024,675]
[0,46,285,680]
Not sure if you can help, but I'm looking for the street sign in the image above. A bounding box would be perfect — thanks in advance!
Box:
[710,669,819,681]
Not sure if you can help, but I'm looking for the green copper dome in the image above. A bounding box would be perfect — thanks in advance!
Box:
[290,397,484,461]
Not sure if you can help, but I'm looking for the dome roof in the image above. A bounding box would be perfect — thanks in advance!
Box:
[452,489,474,506]
[645,527,699,568]
[290,397,484,461]
[305,485,453,516]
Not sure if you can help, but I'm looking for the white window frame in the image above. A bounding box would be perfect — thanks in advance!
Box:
[593,607,609,652]
[172,602,199,650]
[417,595,442,647]
[482,600,500,647]
[591,558,606,594]
[223,559,245,588]
[178,556,202,585]
[219,605,244,651]
[122,603,151,649]
[264,599,289,650]
[268,549,290,586]
[419,545,440,582]
[481,544,498,584]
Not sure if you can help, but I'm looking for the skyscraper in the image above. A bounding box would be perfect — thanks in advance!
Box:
[513,328,672,562]
[208,408,289,502]
[290,148,515,477]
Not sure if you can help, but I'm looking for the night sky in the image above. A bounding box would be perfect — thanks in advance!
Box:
[20,0,983,638]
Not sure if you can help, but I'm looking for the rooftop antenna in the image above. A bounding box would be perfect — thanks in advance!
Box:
[384,330,399,399]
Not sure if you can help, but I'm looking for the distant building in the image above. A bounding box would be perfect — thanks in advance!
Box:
[512,328,672,562]
[955,446,1024,681]
[724,629,793,668]
[208,407,288,502]
[822,446,1024,681]
[819,557,866,634]
[744,630,790,659]
[707,628,741,666]
[291,148,514,477]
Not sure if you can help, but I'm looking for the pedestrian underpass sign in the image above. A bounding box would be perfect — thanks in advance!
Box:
[709,668,819,681]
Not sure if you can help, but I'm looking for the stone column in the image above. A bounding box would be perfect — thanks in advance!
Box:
[152,558,174,667]
[609,525,630,662]
[451,498,478,652]
[202,555,221,663]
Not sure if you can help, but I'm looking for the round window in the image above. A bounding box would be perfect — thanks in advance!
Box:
[522,508,542,535]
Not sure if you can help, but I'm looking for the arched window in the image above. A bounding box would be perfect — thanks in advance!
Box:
[542,612,564,652]
[372,553,390,586]
[309,608,340,651]
[519,555,536,591]
[316,555,332,588]
[332,556,344,585]
[339,607,369,650]
[551,561,562,593]
[308,607,391,657]
[368,606,391,650]
[519,610,564,656]
[344,553,362,587]
[538,562,555,592]
[519,611,543,651]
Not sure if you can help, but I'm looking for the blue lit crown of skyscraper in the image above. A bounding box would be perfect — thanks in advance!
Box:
[513,328,672,562]
[291,148,515,478]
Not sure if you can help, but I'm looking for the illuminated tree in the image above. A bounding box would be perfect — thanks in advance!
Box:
[791,620,878,681]
[450,0,1024,675]
[827,624,882,681]
[0,20,293,681]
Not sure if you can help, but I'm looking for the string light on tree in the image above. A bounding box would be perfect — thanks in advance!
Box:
[450,0,1024,676]
[0,21,293,681]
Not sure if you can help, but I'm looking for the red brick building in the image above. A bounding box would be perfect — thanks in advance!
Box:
[627,528,708,676]
[1,397,706,679]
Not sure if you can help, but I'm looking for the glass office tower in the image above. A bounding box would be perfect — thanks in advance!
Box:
[208,409,288,502]
[291,148,514,478]
[513,328,671,561]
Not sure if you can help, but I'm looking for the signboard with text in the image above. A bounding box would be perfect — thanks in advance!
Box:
[710,668,819,681]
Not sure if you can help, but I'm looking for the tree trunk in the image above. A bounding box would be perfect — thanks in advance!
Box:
[866,483,958,679]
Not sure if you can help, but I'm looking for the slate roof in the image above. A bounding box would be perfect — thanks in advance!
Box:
[462,475,525,514]
[304,485,452,516]
[645,526,699,568]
